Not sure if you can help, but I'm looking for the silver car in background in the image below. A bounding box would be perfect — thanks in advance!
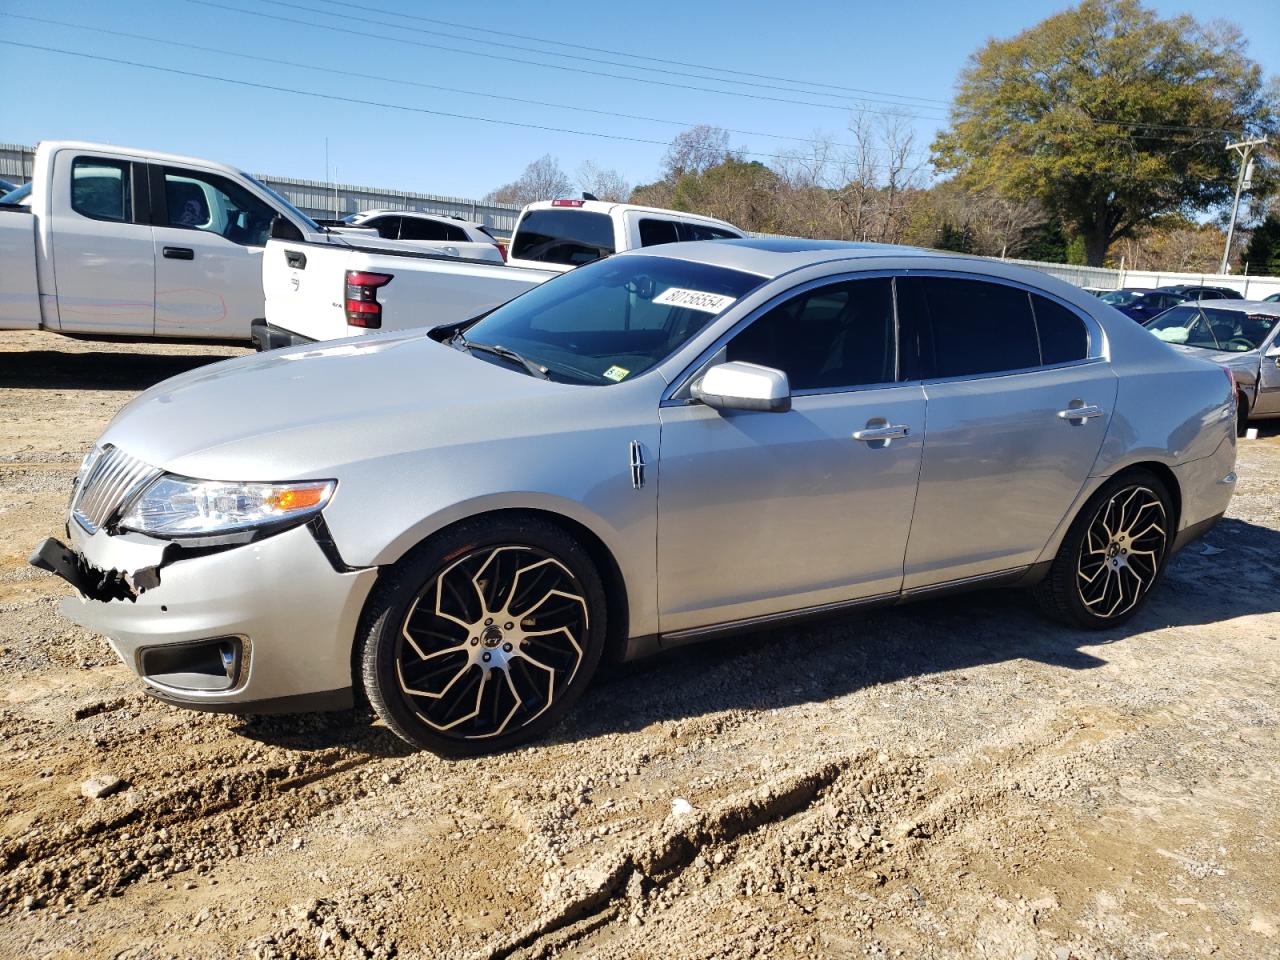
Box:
[32,239,1238,755]
[1144,300,1280,433]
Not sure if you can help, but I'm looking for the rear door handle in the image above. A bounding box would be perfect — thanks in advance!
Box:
[285,249,307,269]
[1057,403,1104,421]
[162,246,194,261]
[853,424,910,442]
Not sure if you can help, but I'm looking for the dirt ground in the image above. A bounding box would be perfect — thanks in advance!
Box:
[0,328,1277,960]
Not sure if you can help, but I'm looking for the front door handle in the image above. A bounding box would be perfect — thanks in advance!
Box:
[162,246,194,260]
[853,424,910,442]
[1057,403,1104,422]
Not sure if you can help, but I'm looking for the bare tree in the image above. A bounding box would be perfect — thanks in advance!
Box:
[483,155,572,206]
[661,125,733,181]
[576,161,631,202]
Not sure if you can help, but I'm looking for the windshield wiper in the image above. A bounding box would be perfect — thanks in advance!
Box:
[451,333,550,380]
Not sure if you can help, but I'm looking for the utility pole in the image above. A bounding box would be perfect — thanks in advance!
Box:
[1220,136,1268,275]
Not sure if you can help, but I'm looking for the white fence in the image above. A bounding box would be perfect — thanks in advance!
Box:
[1000,257,1280,300]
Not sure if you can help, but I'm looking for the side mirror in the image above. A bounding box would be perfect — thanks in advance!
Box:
[691,361,791,413]
[270,215,304,242]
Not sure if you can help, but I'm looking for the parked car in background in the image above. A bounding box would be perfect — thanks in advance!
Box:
[258,198,745,348]
[1145,301,1280,433]
[505,197,743,273]
[339,210,505,263]
[1099,287,1186,321]
[36,239,1236,755]
[1262,292,1280,303]
[1154,284,1243,301]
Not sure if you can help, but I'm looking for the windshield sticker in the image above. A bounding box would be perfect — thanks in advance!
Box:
[652,287,737,313]
[602,365,630,382]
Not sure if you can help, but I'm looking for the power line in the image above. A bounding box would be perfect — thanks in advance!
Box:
[265,0,948,111]
[186,0,951,121]
[306,0,955,107]
[0,39,936,174]
[0,13,927,159]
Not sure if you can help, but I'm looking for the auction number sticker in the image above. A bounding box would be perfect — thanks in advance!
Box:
[602,365,630,382]
[652,287,737,313]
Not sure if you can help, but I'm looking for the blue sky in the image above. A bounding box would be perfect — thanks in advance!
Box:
[0,0,1276,200]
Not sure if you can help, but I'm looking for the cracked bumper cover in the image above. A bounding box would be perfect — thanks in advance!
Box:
[36,520,378,712]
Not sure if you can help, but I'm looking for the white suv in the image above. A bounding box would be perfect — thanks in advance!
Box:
[506,199,743,273]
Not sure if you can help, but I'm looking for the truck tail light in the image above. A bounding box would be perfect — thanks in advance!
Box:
[551,199,585,207]
[494,242,507,262]
[344,270,393,328]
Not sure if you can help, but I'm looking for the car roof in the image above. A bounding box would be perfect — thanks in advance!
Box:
[617,236,987,278]
[353,209,484,229]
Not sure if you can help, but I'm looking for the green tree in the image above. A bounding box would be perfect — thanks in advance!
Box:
[932,0,1277,266]
[1242,214,1280,275]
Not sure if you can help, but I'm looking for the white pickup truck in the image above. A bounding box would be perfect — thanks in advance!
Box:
[0,141,507,344]
[260,198,743,346]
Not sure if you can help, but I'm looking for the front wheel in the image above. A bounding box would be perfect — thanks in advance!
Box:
[358,517,607,755]
[1035,471,1173,629]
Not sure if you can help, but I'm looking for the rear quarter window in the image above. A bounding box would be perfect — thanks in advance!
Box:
[511,209,615,266]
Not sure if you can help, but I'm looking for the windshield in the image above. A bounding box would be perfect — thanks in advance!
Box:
[1146,306,1276,352]
[240,173,321,233]
[459,255,766,384]
[1,182,31,205]
[1100,290,1141,306]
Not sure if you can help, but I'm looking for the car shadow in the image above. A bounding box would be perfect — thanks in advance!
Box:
[0,349,242,391]
[239,517,1279,756]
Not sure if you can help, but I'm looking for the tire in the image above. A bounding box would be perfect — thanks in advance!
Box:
[358,516,607,756]
[1034,470,1174,630]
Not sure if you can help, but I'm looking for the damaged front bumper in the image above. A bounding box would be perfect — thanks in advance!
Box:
[31,520,378,714]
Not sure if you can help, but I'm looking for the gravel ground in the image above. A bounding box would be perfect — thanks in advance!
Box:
[1,328,1277,960]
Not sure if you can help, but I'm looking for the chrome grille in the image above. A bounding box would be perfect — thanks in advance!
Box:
[71,445,162,534]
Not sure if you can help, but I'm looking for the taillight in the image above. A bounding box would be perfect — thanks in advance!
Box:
[494,242,507,262]
[344,270,392,328]
[1223,365,1235,401]
[551,199,585,207]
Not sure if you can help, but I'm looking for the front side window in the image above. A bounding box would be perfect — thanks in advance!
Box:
[160,168,277,246]
[399,217,449,242]
[458,255,764,384]
[366,216,402,240]
[905,277,1041,378]
[510,209,615,266]
[726,278,895,391]
[71,157,131,222]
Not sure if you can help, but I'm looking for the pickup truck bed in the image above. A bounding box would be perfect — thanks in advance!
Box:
[260,236,556,347]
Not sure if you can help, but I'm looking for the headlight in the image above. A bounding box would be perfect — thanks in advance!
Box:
[119,476,336,538]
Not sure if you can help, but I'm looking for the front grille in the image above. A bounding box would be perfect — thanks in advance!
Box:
[71,445,162,534]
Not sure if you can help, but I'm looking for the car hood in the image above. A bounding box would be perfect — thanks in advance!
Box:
[100,332,596,480]
[1166,343,1259,377]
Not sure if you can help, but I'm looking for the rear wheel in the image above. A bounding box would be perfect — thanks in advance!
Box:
[359,517,606,755]
[1035,470,1173,629]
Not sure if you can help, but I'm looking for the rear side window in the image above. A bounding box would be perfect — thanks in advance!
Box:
[907,277,1041,378]
[639,218,680,247]
[71,157,132,222]
[511,209,615,266]
[680,222,740,241]
[1030,295,1089,365]
[400,216,470,242]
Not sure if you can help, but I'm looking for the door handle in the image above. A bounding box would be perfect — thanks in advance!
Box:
[285,249,307,269]
[162,246,194,260]
[853,424,909,442]
[1057,403,1104,422]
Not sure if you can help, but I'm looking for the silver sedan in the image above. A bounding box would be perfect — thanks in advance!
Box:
[32,239,1239,755]
[1143,300,1280,433]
